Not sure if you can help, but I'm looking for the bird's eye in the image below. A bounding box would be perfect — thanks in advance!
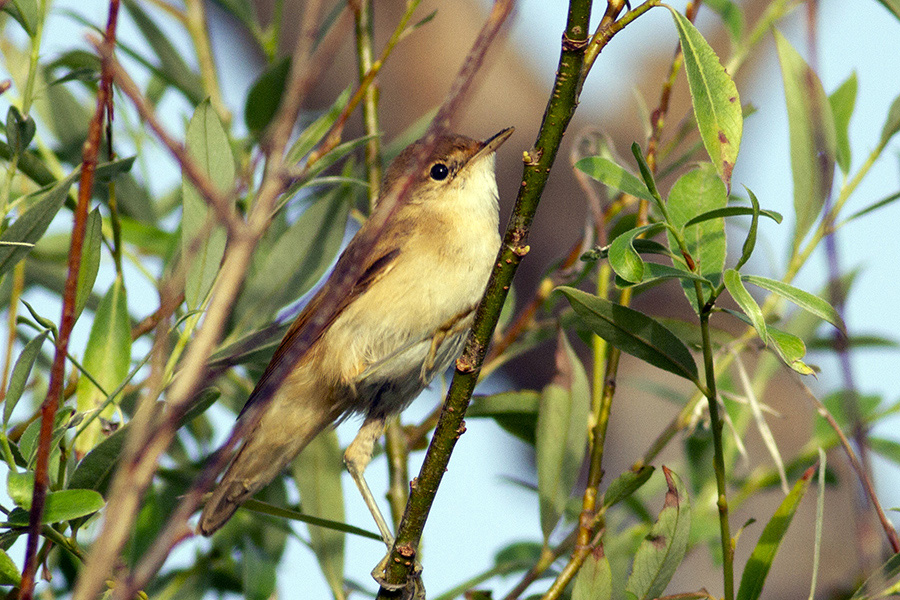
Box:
[430,163,449,181]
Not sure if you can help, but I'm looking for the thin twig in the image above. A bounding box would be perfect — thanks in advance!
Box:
[19,2,120,598]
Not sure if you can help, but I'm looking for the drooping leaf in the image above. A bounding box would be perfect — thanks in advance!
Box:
[667,8,742,189]
[773,30,837,253]
[4,330,49,426]
[734,187,762,271]
[767,326,814,375]
[536,331,590,541]
[73,277,132,455]
[0,548,21,585]
[574,156,656,204]
[625,467,691,600]
[182,100,235,310]
[74,208,102,320]
[608,223,665,283]
[291,431,345,599]
[667,163,728,309]
[573,547,612,600]
[557,287,699,385]
[724,269,767,344]
[737,466,815,600]
[0,171,79,277]
[742,274,846,335]
[829,73,857,175]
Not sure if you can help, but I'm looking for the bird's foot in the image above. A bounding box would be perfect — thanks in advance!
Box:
[372,546,424,599]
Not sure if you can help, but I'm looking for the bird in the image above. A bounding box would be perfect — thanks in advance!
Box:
[198,128,514,553]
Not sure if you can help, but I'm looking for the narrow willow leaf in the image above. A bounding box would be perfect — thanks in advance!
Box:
[245,57,290,133]
[0,548,20,586]
[829,73,857,175]
[841,190,900,226]
[574,156,655,204]
[69,427,127,497]
[4,330,49,425]
[616,262,712,290]
[74,208,102,319]
[557,287,699,385]
[0,171,79,277]
[603,466,654,509]
[625,467,691,600]
[668,8,742,189]
[742,274,846,335]
[182,100,235,310]
[122,0,203,103]
[609,223,664,283]
[236,185,350,328]
[705,0,744,43]
[6,0,38,36]
[850,550,900,599]
[6,106,36,155]
[6,489,105,524]
[573,547,612,600]
[667,163,728,309]
[767,326,814,375]
[292,430,345,599]
[587,238,673,263]
[809,448,826,600]
[536,331,590,540]
[734,187,761,271]
[881,93,900,150]
[682,205,782,228]
[468,390,540,446]
[737,466,815,600]
[74,277,132,455]
[724,269,767,344]
[773,30,837,252]
[286,87,352,165]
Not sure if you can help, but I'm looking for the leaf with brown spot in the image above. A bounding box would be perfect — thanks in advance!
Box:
[625,467,691,600]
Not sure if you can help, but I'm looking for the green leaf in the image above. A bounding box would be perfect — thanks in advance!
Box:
[285,87,352,165]
[573,547,612,600]
[682,205,782,228]
[737,466,815,600]
[880,92,900,148]
[6,106,36,154]
[74,208,102,320]
[574,156,655,204]
[724,269,767,344]
[735,187,761,271]
[773,30,837,252]
[4,330,50,429]
[0,171,79,278]
[291,430,344,599]
[468,390,540,446]
[182,100,235,310]
[536,331,591,541]
[667,163,728,309]
[212,0,256,32]
[829,73,857,175]
[0,548,21,585]
[7,470,34,508]
[841,189,900,226]
[742,274,846,335]
[94,156,136,182]
[235,185,350,328]
[122,0,204,104]
[615,262,712,289]
[245,57,290,133]
[7,489,105,525]
[557,287,699,385]
[69,427,127,496]
[850,551,900,599]
[74,277,132,455]
[625,467,691,600]
[705,0,744,43]
[667,8,742,189]
[767,326,813,375]
[5,0,38,36]
[608,224,665,283]
[603,466,654,509]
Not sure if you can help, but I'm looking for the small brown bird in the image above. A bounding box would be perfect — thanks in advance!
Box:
[198,128,514,548]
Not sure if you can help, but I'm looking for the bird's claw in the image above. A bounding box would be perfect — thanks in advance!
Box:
[372,552,424,599]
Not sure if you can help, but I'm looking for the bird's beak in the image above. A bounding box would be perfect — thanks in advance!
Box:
[468,127,515,166]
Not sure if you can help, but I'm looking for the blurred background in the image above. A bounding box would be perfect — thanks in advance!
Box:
[3,0,900,597]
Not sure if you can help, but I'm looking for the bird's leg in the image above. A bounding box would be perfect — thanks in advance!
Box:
[344,416,422,593]
[344,416,394,547]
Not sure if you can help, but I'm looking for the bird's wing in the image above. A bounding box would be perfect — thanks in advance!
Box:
[238,244,401,417]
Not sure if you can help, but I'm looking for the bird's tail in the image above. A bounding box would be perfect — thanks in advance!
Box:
[198,388,337,536]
